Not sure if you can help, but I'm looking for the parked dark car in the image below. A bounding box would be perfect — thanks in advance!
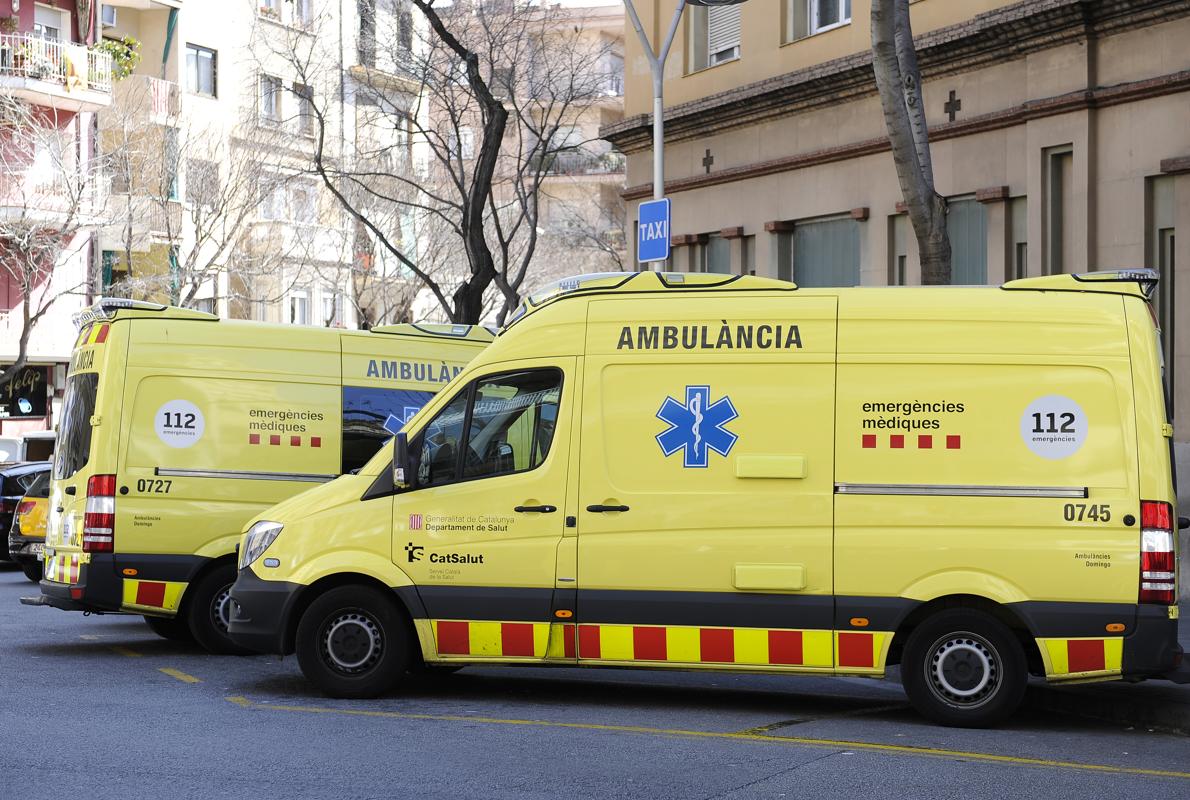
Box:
[0,462,51,562]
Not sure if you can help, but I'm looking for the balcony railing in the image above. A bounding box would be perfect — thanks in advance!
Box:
[533,150,626,177]
[0,34,113,94]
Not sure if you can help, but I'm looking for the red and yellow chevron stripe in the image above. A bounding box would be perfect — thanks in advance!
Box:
[44,552,83,584]
[429,620,891,672]
[1039,637,1123,678]
[121,579,186,613]
[75,323,110,348]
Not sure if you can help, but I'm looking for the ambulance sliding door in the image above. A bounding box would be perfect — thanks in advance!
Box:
[576,296,838,671]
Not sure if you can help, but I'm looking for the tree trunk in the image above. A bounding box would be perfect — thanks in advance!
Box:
[871,0,951,285]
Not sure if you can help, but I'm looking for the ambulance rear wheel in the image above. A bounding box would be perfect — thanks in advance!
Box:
[144,614,194,643]
[296,585,411,698]
[901,609,1027,728]
[187,563,252,655]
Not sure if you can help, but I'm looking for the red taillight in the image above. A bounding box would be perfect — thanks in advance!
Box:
[0,499,15,514]
[16,500,35,516]
[82,473,116,553]
[1139,500,1176,605]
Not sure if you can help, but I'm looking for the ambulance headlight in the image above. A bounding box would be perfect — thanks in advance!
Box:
[240,521,284,569]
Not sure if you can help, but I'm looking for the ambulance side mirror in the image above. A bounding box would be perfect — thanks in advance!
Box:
[393,432,411,491]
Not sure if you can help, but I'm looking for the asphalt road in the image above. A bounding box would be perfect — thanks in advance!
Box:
[1,566,1187,800]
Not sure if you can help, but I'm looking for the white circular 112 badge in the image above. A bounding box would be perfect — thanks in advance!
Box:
[155,400,205,449]
[1019,395,1087,460]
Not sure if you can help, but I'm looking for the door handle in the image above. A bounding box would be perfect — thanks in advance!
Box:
[64,486,76,496]
[586,504,629,513]
[514,505,557,513]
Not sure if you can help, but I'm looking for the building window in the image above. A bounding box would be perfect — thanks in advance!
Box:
[321,287,343,327]
[947,197,987,285]
[186,159,219,207]
[1043,145,1073,275]
[688,6,741,71]
[1009,196,1028,280]
[888,213,908,285]
[260,181,285,221]
[358,0,376,67]
[259,75,282,124]
[294,82,315,135]
[289,289,310,325]
[782,216,860,287]
[449,126,475,160]
[704,233,731,274]
[789,0,852,42]
[291,181,318,224]
[185,44,217,97]
[1147,175,1176,404]
[33,5,68,40]
[293,0,313,26]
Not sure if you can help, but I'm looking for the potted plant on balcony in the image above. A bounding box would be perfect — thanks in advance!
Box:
[92,35,140,81]
[259,4,280,20]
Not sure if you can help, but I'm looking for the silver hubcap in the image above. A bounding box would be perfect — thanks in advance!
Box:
[322,611,383,674]
[926,632,1000,707]
[211,584,233,634]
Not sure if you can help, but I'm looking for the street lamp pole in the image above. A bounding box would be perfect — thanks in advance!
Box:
[621,0,687,202]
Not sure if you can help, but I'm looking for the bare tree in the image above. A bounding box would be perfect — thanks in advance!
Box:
[0,95,108,385]
[871,0,950,284]
[261,0,618,325]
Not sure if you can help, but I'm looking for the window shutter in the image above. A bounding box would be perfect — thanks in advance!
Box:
[707,7,741,58]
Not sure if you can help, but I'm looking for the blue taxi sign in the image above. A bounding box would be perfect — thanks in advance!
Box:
[638,198,671,263]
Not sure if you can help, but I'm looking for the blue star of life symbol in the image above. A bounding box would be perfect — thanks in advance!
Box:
[656,385,739,468]
[383,406,424,436]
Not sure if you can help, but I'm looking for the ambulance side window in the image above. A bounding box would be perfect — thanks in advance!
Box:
[462,370,561,480]
[413,390,469,488]
[407,368,562,489]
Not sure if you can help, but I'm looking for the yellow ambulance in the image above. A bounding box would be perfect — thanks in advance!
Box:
[227,270,1184,726]
[26,299,491,654]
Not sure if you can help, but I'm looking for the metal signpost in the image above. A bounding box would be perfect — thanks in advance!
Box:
[621,0,748,266]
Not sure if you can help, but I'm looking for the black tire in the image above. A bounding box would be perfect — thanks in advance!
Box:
[22,562,42,582]
[900,608,1027,728]
[186,563,252,655]
[144,614,195,643]
[296,585,411,698]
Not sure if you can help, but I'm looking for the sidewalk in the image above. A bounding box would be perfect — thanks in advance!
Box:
[1024,603,1190,734]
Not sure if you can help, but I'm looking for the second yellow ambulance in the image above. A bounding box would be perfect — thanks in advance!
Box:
[228,270,1183,726]
[27,299,491,653]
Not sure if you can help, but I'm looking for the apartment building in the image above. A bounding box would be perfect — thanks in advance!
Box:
[0,0,112,435]
[603,0,1190,458]
[96,0,418,329]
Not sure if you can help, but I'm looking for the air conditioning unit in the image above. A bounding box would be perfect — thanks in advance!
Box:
[100,5,117,28]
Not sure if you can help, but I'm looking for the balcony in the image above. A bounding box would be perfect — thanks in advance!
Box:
[533,149,626,178]
[103,75,179,128]
[0,34,113,112]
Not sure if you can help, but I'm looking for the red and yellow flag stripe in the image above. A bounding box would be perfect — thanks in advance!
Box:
[1039,637,1123,679]
[44,552,83,585]
[429,619,891,672]
[75,323,110,348]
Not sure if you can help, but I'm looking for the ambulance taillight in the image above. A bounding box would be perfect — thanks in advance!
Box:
[82,474,116,553]
[1139,500,1176,605]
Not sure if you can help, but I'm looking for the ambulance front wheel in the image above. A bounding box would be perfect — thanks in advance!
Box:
[900,609,1028,728]
[295,585,412,699]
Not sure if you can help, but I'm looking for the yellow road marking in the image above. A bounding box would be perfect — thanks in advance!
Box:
[223,696,1190,780]
[159,668,201,684]
[109,646,141,658]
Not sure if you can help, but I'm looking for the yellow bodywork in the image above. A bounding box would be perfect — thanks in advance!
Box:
[243,272,1177,682]
[44,306,491,617]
